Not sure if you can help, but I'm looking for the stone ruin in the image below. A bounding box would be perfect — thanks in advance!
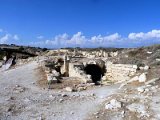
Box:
[1,46,150,86]
[39,52,143,86]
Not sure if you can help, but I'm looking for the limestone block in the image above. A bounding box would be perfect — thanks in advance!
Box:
[65,87,73,92]
[144,66,149,70]
[133,65,138,69]
[139,73,147,82]
[52,70,60,76]
[137,87,145,93]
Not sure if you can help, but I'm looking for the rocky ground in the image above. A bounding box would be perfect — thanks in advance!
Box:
[0,61,119,120]
[0,60,160,120]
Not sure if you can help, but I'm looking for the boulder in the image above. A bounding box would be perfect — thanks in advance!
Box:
[139,73,147,82]
[133,65,138,69]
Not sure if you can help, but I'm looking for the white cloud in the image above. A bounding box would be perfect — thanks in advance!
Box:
[30,29,160,48]
[104,33,121,41]
[0,34,20,44]
[128,29,160,40]
[31,32,122,48]
[37,35,44,39]
[67,32,86,46]
[0,34,11,43]
[90,33,121,44]
[13,35,19,40]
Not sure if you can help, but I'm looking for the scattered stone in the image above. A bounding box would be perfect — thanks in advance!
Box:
[65,87,73,92]
[94,112,99,115]
[70,111,74,115]
[13,85,25,93]
[144,66,149,70]
[15,84,20,87]
[49,95,54,98]
[105,99,122,110]
[133,65,138,69]
[121,111,125,117]
[91,93,95,96]
[139,73,147,82]
[95,116,99,118]
[59,99,64,103]
[7,104,15,112]
[147,51,152,54]
[62,94,68,97]
[137,87,145,93]
[144,88,149,92]
[32,82,35,84]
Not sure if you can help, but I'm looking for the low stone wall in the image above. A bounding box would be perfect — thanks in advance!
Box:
[103,62,137,82]
[69,63,92,83]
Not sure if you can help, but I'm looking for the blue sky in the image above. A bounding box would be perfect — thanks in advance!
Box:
[0,0,160,48]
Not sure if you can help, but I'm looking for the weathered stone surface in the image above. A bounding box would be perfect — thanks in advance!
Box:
[105,62,137,82]
[126,103,148,117]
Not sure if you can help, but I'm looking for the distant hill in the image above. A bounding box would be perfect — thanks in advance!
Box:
[0,44,48,59]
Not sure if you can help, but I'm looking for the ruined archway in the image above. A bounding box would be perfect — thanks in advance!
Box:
[84,64,104,84]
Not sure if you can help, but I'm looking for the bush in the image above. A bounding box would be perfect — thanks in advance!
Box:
[137,62,145,67]
[42,48,48,51]
[19,46,24,51]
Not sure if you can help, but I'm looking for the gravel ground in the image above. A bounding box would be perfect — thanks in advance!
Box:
[0,61,119,120]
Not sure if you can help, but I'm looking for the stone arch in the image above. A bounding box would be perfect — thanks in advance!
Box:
[84,64,105,84]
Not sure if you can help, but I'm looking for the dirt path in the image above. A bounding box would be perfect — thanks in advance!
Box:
[0,61,119,120]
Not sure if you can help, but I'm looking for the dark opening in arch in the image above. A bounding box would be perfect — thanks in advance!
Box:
[84,64,104,84]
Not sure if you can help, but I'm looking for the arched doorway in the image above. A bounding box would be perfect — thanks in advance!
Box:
[84,64,104,84]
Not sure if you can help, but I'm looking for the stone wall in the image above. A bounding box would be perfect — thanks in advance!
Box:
[69,63,92,83]
[103,62,137,82]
